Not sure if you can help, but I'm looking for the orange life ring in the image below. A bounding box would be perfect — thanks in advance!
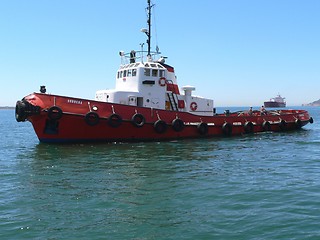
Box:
[158,77,166,87]
[190,102,197,111]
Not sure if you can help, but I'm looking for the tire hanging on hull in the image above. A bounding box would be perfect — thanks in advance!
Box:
[48,106,63,120]
[154,120,167,134]
[295,119,302,129]
[131,113,145,128]
[197,122,208,135]
[108,113,122,128]
[262,121,271,131]
[222,122,232,136]
[279,119,287,131]
[15,100,27,122]
[244,121,254,133]
[85,112,100,126]
[172,118,184,132]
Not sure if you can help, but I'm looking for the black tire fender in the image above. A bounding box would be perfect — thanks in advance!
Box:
[108,113,122,128]
[15,100,27,122]
[172,118,184,132]
[222,122,232,136]
[48,106,63,120]
[85,111,100,126]
[197,122,208,135]
[244,121,254,133]
[295,119,302,128]
[154,120,167,134]
[262,121,271,131]
[279,119,287,130]
[131,113,145,128]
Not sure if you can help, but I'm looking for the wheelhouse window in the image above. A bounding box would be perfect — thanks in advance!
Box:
[132,69,137,76]
[159,70,165,77]
[152,69,158,77]
[144,68,150,76]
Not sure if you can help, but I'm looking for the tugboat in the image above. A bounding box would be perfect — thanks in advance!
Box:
[264,94,286,108]
[15,1,313,143]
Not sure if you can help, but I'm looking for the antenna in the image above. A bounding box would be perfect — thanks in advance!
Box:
[141,0,153,57]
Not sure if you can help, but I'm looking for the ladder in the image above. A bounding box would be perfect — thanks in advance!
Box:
[167,92,179,111]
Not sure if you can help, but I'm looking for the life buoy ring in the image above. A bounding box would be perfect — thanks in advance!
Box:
[48,106,63,120]
[262,121,271,131]
[131,113,145,128]
[197,122,208,135]
[158,77,166,87]
[295,119,302,129]
[85,111,100,126]
[108,113,122,128]
[279,119,287,130]
[190,102,197,111]
[172,118,184,132]
[244,121,254,133]
[222,122,232,136]
[154,120,167,134]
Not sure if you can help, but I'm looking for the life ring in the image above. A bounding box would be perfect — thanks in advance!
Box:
[222,122,232,136]
[190,102,197,111]
[262,121,271,131]
[108,113,122,128]
[85,111,100,126]
[48,106,63,120]
[279,119,287,130]
[197,122,208,135]
[158,77,166,87]
[295,119,302,129]
[172,118,184,132]
[154,120,167,134]
[131,113,145,128]
[244,121,254,133]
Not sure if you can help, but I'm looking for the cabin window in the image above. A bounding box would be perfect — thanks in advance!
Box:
[150,64,156,67]
[117,71,120,78]
[159,70,165,77]
[145,63,150,67]
[127,69,132,77]
[152,69,158,77]
[123,70,127,77]
[144,68,150,76]
[132,69,137,76]
[119,71,123,78]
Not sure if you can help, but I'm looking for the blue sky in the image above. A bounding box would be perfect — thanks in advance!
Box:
[1,0,319,107]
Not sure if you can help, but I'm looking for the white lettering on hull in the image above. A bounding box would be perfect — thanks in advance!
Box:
[67,99,83,105]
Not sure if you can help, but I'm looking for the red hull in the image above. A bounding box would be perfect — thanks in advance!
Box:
[16,93,312,143]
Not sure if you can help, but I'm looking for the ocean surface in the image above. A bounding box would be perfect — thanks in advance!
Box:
[1,107,320,239]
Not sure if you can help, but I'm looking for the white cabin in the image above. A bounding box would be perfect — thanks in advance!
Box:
[95,55,214,116]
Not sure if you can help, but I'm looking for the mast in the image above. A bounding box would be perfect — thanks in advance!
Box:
[147,0,152,57]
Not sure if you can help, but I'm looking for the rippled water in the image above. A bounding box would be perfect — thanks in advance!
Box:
[1,107,320,239]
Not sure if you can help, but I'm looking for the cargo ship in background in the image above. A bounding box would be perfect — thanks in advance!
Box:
[15,1,313,143]
[264,94,286,108]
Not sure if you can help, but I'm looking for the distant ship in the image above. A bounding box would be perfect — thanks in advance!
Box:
[264,94,286,108]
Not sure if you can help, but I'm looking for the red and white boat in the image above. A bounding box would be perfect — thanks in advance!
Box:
[15,1,313,143]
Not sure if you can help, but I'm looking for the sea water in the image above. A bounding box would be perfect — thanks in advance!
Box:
[1,107,320,239]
